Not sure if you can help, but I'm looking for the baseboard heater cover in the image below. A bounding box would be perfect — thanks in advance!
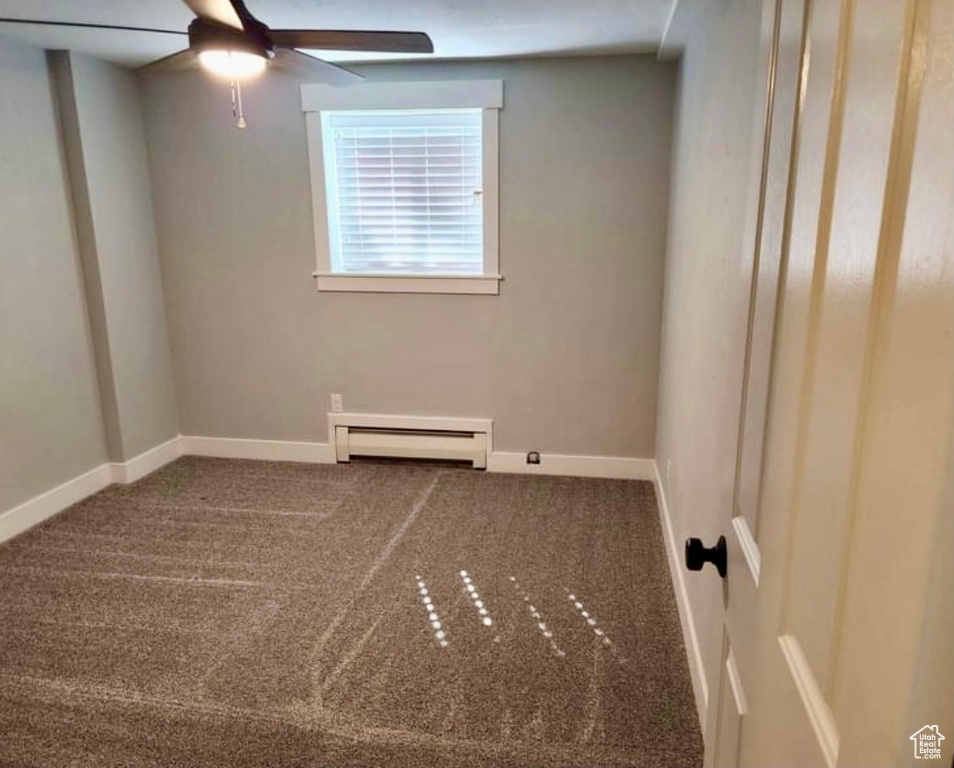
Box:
[334,425,488,468]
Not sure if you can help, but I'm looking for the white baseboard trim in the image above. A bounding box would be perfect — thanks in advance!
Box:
[0,463,113,545]
[181,435,337,464]
[1,436,188,545]
[652,459,709,730]
[179,436,652,481]
[110,435,183,484]
[487,452,655,480]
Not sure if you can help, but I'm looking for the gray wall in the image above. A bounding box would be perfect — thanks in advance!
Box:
[0,37,108,511]
[52,52,179,461]
[140,55,675,457]
[654,0,763,722]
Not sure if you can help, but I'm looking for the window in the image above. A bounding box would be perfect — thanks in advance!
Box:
[302,81,502,294]
[322,110,483,276]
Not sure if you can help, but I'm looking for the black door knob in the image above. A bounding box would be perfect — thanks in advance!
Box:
[685,536,727,578]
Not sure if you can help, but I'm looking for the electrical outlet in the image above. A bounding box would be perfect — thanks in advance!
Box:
[526,451,541,465]
[330,393,344,413]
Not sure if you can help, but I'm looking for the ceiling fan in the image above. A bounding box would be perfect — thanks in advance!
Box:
[1,0,433,124]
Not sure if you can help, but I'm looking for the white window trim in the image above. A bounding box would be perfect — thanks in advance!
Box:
[302,80,503,295]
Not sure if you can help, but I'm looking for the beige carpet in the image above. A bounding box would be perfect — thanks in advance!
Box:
[0,457,702,767]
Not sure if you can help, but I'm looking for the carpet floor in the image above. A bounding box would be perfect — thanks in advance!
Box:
[0,457,702,767]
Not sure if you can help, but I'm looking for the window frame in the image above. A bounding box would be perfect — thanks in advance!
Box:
[302,80,503,295]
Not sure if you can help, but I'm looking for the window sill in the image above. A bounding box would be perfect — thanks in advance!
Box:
[313,273,502,295]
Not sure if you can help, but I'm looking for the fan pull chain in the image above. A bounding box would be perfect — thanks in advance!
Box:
[229,77,248,129]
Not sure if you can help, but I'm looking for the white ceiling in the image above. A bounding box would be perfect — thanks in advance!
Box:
[0,0,676,68]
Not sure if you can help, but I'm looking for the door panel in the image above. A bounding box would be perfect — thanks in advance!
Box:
[722,0,807,757]
[830,0,953,761]
[783,0,913,692]
[735,0,953,765]
[734,0,803,547]
[713,635,747,767]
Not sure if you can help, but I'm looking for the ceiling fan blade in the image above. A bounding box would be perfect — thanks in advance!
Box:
[136,49,198,74]
[269,29,434,54]
[272,49,364,85]
[0,17,186,36]
[180,0,243,30]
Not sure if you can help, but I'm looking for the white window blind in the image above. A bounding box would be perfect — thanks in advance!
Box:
[320,109,484,276]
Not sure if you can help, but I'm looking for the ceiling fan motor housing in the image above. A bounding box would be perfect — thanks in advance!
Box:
[188,16,274,60]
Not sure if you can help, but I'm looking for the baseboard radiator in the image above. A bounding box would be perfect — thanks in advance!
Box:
[334,425,488,469]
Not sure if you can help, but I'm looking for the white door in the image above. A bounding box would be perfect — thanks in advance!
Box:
[706,0,954,765]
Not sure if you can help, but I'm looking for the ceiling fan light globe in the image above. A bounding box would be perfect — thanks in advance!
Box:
[198,49,267,78]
